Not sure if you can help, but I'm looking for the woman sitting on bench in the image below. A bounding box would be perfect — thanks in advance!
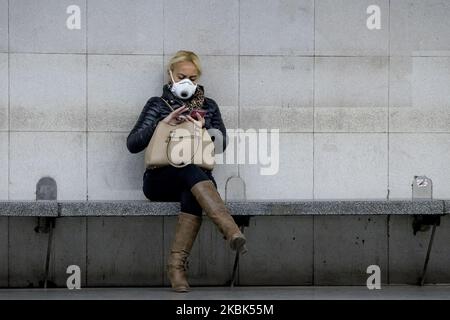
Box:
[126,50,247,293]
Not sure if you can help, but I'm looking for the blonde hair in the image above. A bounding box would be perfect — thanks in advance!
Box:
[167,50,202,77]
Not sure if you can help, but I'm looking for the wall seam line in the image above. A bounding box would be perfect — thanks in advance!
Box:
[85,0,89,287]
[387,0,391,285]
[7,0,10,289]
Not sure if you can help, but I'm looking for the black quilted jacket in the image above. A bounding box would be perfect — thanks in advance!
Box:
[126,84,228,155]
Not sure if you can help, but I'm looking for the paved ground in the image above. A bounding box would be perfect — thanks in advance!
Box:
[0,285,449,300]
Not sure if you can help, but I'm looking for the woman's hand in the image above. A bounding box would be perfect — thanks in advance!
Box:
[161,106,188,126]
[186,113,205,128]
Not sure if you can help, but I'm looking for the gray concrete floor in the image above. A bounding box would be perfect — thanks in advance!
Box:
[0,285,449,300]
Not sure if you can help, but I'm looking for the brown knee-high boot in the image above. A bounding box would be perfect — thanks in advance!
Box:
[167,212,202,292]
[190,180,247,254]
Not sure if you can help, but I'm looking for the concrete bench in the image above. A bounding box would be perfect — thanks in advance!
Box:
[0,198,447,288]
[0,199,447,217]
[0,176,448,288]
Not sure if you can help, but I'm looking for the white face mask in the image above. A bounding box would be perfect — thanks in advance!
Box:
[169,69,198,100]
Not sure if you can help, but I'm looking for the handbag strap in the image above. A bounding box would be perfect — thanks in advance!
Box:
[160,97,175,112]
[166,137,200,168]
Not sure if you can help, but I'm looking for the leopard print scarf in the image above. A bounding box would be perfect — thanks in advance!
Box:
[168,82,205,112]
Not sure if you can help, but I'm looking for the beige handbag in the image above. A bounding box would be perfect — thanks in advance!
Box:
[144,98,215,170]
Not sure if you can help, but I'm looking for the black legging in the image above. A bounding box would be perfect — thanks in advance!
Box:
[143,164,218,216]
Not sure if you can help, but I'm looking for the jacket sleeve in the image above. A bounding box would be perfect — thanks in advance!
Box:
[126,98,162,154]
[207,98,228,154]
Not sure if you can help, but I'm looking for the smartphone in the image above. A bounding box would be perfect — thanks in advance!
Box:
[190,109,207,118]
[177,108,206,122]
